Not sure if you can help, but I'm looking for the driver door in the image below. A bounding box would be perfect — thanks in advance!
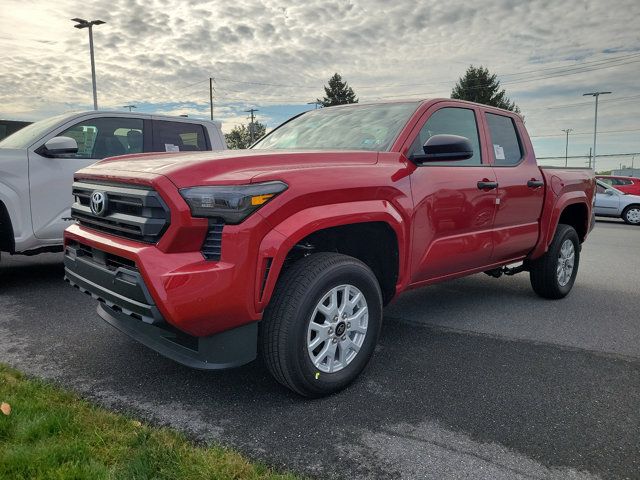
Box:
[29,116,144,239]
[594,182,619,216]
[405,104,498,283]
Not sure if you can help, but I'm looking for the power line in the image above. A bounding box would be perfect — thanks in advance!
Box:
[356,52,640,90]
[530,128,640,138]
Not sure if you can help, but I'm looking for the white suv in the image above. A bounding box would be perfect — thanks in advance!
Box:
[0,111,226,260]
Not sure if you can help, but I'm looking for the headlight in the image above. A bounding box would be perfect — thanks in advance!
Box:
[179,181,287,224]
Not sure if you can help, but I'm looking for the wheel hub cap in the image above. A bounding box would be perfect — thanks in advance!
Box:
[557,239,575,287]
[627,208,640,224]
[306,284,368,373]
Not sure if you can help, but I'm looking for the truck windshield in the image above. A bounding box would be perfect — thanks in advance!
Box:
[253,102,420,152]
[0,113,72,149]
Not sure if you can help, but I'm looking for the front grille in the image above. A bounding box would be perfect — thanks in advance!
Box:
[201,219,224,260]
[71,181,170,243]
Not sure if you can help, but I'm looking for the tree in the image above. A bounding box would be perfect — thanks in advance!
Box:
[224,122,267,149]
[318,73,358,107]
[451,65,520,113]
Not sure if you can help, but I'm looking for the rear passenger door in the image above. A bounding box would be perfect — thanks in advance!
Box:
[151,120,210,153]
[484,111,545,263]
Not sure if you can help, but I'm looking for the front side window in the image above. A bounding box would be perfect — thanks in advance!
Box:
[408,107,482,166]
[485,113,523,166]
[612,178,632,186]
[153,121,207,152]
[57,117,144,159]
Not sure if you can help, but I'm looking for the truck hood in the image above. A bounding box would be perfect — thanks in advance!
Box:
[78,149,379,188]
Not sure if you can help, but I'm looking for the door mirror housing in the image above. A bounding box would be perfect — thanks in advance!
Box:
[39,136,78,157]
[605,188,615,196]
[410,134,474,164]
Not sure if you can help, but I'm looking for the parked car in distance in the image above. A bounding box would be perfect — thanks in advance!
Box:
[596,175,640,195]
[63,99,595,397]
[594,179,640,225]
[0,111,226,262]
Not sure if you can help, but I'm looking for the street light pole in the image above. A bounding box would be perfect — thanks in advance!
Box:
[561,128,573,167]
[72,18,106,110]
[583,91,611,172]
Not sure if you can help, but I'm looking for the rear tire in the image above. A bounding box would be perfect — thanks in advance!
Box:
[260,252,383,397]
[622,205,640,225]
[529,224,580,299]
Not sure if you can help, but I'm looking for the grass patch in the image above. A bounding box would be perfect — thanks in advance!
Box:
[0,364,300,480]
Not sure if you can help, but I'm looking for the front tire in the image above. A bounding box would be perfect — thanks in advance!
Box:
[622,205,640,225]
[260,253,383,397]
[529,224,580,299]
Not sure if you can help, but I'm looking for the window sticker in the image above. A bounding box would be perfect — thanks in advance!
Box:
[493,144,505,160]
[165,143,180,152]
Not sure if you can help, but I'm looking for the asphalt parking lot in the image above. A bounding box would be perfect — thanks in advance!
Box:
[1,219,638,479]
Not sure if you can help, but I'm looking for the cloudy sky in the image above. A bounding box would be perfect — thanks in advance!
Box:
[1,0,639,170]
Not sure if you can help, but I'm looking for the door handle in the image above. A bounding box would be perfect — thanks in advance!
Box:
[477,181,498,190]
[527,179,544,188]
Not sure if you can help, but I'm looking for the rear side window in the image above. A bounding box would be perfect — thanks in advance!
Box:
[485,113,523,166]
[152,121,208,152]
[408,107,482,166]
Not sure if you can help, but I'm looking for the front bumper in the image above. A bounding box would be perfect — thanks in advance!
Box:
[64,240,258,369]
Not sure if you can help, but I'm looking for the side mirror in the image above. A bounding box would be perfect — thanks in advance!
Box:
[40,136,78,157]
[605,189,615,196]
[410,134,474,164]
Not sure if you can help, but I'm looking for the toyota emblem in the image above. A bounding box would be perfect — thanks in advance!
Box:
[90,191,108,216]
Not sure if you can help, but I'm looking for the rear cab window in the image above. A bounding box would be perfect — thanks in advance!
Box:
[152,121,209,152]
[485,113,523,166]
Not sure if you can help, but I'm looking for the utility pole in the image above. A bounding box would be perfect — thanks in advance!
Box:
[307,100,322,109]
[123,105,136,112]
[245,108,259,143]
[583,91,611,172]
[72,18,106,110]
[209,78,214,120]
[561,128,573,167]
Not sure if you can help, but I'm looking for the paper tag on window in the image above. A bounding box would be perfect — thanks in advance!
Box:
[494,144,505,160]
[165,143,180,152]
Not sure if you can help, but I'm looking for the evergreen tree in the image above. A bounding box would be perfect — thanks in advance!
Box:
[451,65,520,113]
[224,122,267,149]
[318,73,358,107]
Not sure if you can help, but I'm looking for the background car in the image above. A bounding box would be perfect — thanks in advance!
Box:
[594,179,640,225]
[0,111,226,261]
[596,175,640,195]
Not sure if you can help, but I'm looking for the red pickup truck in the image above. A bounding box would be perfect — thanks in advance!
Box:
[64,99,595,397]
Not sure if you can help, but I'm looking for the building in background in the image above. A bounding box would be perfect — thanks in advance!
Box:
[0,120,32,141]
[611,168,640,177]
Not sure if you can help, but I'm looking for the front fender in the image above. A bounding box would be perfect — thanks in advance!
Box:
[254,200,409,312]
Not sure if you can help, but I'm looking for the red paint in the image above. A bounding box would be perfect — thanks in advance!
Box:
[65,99,595,338]
[596,175,640,195]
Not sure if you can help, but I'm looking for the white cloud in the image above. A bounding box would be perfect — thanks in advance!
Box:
[1,0,639,169]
